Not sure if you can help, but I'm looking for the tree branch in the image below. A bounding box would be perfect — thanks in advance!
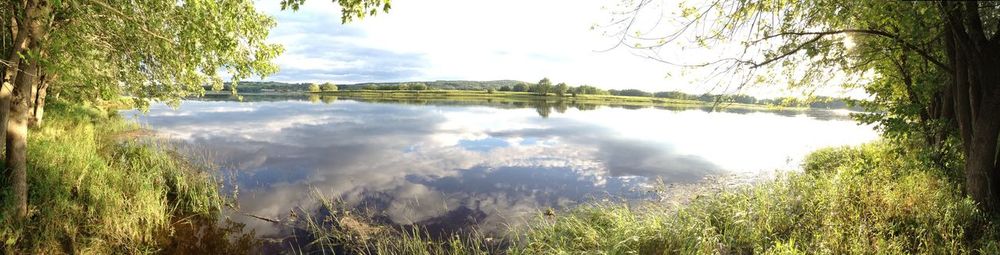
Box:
[85,0,173,43]
[749,35,823,69]
[758,29,951,72]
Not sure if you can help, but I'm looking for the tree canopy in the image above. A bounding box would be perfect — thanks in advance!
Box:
[615,0,1000,212]
[322,82,338,91]
[0,0,394,222]
[536,78,553,95]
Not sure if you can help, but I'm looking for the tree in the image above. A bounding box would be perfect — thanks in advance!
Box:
[615,1,1000,211]
[321,82,338,91]
[499,85,512,91]
[487,88,495,94]
[309,83,321,92]
[0,0,283,219]
[397,83,409,90]
[536,78,552,96]
[0,0,389,221]
[410,83,428,90]
[513,83,528,92]
[363,84,378,90]
[554,83,568,97]
[574,85,605,95]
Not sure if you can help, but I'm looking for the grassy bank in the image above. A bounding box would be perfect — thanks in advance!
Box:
[511,142,1000,254]
[309,90,792,111]
[4,99,992,254]
[291,142,1000,254]
[0,101,251,254]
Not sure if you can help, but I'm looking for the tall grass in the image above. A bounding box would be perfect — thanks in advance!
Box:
[287,142,1000,254]
[511,142,1000,254]
[284,194,504,255]
[0,101,242,254]
[5,99,993,254]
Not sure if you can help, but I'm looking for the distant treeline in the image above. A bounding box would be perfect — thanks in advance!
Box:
[210,80,855,109]
[210,80,525,92]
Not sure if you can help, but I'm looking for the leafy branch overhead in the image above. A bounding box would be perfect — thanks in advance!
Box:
[280,0,392,23]
[608,0,1000,213]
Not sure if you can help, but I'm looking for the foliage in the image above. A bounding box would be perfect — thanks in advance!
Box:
[535,78,552,96]
[511,142,1000,254]
[573,85,606,95]
[346,80,524,91]
[45,0,283,108]
[609,89,652,97]
[288,194,504,254]
[280,0,391,24]
[512,83,529,92]
[410,83,428,90]
[322,82,339,92]
[309,83,321,92]
[0,101,246,253]
[611,0,1000,210]
[554,83,568,96]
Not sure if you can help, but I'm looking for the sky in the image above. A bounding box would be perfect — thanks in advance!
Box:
[254,0,863,97]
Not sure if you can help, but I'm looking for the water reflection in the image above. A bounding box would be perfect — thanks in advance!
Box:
[125,95,877,237]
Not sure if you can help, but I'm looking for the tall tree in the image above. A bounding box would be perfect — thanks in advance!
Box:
[513,83,528,92]
[322,82,338,91]
[536,78,552,96]
[614,0,1000,211]
[554,82,568,97]
[0,0,328,219]
[2,0,394,220]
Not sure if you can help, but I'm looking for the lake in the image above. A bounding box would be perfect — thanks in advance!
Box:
[124,95,877,240]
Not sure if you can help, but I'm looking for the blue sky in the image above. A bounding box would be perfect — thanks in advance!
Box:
[254,0,864,97]
[254,0,705,92]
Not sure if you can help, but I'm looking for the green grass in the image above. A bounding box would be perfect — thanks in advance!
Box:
[287,194,504,255]
[0,100,250,254]
[3,98,990,254]
[292,142,1000,254]
[510,142,1000,254]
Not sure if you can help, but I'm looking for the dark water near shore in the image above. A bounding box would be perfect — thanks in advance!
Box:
[124,95,876,243]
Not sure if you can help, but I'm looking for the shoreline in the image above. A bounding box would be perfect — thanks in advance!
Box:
[203,90,854,112]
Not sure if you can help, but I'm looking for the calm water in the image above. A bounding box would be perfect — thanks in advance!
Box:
[124,95,877,237]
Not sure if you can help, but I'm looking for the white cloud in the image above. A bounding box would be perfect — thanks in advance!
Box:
[256,0,865,98]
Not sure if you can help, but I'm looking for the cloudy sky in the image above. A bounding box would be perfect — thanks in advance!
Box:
[253,0,861,97]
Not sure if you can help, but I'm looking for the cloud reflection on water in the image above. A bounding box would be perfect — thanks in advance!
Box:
[125,97,876,235]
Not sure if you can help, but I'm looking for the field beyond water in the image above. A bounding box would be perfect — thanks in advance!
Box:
[307,89,791,110]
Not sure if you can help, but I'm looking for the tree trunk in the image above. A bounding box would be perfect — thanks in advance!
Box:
[27,69,37,127]
[8,0,49,220]
[31,74,47,126]
[941,1,1000,213]
[0,13,28,157]
[7,54,34,219]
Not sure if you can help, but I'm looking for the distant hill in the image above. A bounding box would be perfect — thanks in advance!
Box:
[210,80,528,92]
[346,80,525,90]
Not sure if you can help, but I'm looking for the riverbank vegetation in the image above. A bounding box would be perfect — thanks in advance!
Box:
[305,89,842,113]
[512,142,1000,254]
[5,0,1000,254]
[275,141,1000,254]
[0,100,256,253]
[224,79,856,109]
